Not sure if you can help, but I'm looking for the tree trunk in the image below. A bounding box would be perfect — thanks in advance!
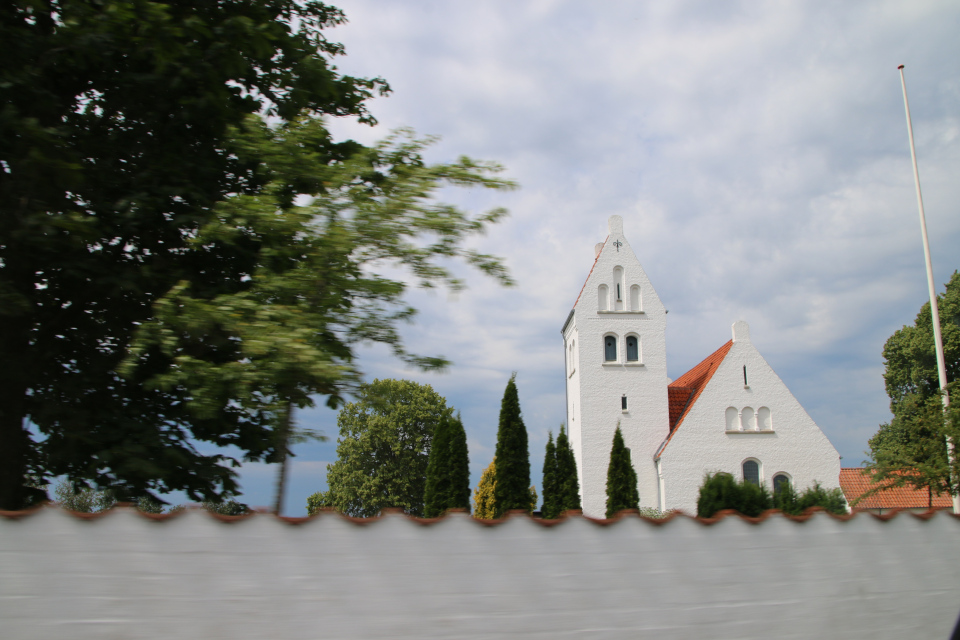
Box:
[0,325,31,510]
[272,403,294,515]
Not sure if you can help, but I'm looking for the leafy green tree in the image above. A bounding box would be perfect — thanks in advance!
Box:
[605,426,639,518]
[423,412,471,517]
[2,0,515,513]
[540,432,560,519]
[0,0,388,510]
[493,374,531,516]
[307,379,451,517]
[866,272,960,501]
[555,424,582,513]
[473,459,497,519]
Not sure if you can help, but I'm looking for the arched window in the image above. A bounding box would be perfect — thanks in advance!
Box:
[626,335,639,362]
[757,407,772,430]
[740,406,756,431]
[725,407,739,431]
[598,285,609,311]
[773,473,790,495]
[743,459,760,486]
[604,335,617,362]
[630,285,641,311]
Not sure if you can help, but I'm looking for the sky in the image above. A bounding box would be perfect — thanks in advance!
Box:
[229,0,960,515]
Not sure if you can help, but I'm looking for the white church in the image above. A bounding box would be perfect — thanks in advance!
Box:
[562,215,842,517]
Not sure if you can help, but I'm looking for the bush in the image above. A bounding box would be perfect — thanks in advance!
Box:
[698,472,847,518]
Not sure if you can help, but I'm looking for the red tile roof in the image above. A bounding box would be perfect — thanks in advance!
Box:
[839,468,953,511]
[668,387,694,429]
[571,236,607,310]
[655,340,734,458]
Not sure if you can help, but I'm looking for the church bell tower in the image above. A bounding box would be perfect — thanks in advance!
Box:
[561,215,671,517]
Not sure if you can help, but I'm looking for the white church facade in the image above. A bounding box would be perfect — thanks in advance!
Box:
[562,215,842,517]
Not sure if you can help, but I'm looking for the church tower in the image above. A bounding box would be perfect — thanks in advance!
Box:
[562,215,670,518]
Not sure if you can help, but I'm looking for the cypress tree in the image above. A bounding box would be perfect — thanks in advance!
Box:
[424,412,471,517]
[540,432,560,519]
[605,426,639,518]
[555,424,581,512]
[493,374,531,516]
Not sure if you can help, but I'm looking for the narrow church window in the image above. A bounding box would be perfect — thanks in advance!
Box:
[630,285,641,311]
[743,460,760,486]
[604,335,617,361]
[626,336,639,361]
[613,267,624,310]
[621,395,627,411]
[743,365,748,387]
[773,474,790,495]
[598,285,609,311]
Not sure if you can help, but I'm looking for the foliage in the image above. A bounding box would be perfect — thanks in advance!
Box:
[0,0,387,510]
[555,424,582,513]
[53,481,116,513]
[310,379,451,517]
[423,412,471,517]
[136,497,165,514]
[866,272,960,500]
[696,472,770,518]
[605,426,639,518]
[493,374,531,516]
[201,500,250,516]
[697,473,845,518]
[540,432,560,519]
[774,482,847,516]
[1,0,515,511]
[473,459,497,520]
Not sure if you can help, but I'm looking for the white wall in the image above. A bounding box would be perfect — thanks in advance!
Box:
[659,322,842,514]
[3,507,958,639]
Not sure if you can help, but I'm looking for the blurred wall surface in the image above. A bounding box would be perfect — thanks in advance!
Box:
[2,507,958,639]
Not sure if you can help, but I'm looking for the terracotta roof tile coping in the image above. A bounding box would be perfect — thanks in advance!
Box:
[3,503,956,525]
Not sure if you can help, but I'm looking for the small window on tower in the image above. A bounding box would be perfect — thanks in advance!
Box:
[604,335,617,361]
[626,336,639,361]
[621,395,628,411]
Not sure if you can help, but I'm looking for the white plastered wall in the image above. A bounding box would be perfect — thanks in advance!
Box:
[569,216,670,517]
[658,321,842,514]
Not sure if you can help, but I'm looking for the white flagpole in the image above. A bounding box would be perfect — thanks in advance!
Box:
[897,64,958,514]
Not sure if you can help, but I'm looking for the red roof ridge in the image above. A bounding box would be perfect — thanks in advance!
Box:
[655,340,734,459]
[571,236,607,310]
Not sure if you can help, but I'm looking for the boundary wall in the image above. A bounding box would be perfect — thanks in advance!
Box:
[2,507,959,639]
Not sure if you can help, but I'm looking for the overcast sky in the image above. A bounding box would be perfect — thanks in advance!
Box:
[232,0,960,515]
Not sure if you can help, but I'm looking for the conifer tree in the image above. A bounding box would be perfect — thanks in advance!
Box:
[556,424,582,512]
[605,426,639,518]
[493,374,531,516]
[423,412,471,517]
[473,459,497,519]
[540,432,560,519]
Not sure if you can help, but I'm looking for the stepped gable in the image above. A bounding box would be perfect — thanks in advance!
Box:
[570,236,606,309]
[840,468,954,511]
[656,340,733,456]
